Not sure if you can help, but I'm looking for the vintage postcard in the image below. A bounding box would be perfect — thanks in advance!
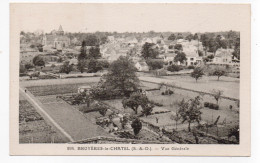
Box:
[10,3,251,156]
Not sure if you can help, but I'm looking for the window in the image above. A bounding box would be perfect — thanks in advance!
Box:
[190,58,194,61]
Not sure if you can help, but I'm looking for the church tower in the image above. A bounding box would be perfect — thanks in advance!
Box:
[57,25,64,35]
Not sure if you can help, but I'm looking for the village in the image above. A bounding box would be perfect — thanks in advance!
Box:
[19,25,240,144]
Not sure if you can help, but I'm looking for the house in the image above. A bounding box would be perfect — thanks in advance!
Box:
[42,25,70,50]
[135,61,149,72]
[162,53,177,65]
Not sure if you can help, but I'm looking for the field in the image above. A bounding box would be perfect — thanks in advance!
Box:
[22,76,239,144]
[19,100,69,143]
[140,75,239,99]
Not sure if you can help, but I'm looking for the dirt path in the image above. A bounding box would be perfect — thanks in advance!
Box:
[20,86,110,142]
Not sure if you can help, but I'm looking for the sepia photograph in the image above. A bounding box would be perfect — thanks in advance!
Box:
[9,3,251,156]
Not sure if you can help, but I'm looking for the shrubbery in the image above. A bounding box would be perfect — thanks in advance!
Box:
[204,102,219,110]
[187,65,195,69]
[167,64,183,72]
[146,59,164,70]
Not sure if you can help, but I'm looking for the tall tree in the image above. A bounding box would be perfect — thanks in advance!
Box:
[233,37,240,60]
[101,56,140,96]
[141,42,159,59]
[131,117,142,135]
[78,41,87,60]
[77,59,87,73]
[88,46,101,59]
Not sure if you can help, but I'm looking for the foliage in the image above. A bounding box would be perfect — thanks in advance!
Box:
[211,89,223,105]
[232,37,240,60]
[78,41,87,60]
[131,117,142,135]
[168,34,176,41]
[176,33,184,39]
[32,55,45,66]
[211,67,227,80]
[84,34,99,46]
[25,63,34,70]
[187,65,195,69]
[167,64,183,72]
[174,52,187,64]
[20,64,26,74]
[89,46,101,59]
[122,92,152,115]
[228,125,239,142]
[146,59,164,70]
[204,102,219,110]
[198,50,204,57]
[185,34,193,41]
[141,42,159,59]
[101,56,140,97]
[87,59,103,73]
[59,61,73,74]
[77,59,87,73]
[191,67,204,82]
[177,96,203,132]
[174,44,183,51]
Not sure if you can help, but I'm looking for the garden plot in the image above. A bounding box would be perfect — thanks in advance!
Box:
[19,100,68,143]
[27,83,95,96]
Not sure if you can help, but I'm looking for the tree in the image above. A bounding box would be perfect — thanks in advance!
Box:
[87,59,103,73]
[186,34,193,41]
[174,52,187,64]
[228,125,239,142]
[84,34,99,46]
[193,33,199,40]
[167,64,182,72]
[178,96,203,132]
[200,34,210,55]
[146,59,164,70]
[211,67,227,80]
[20,64,26,74]
[176,33,184,39]
[168,34,176,41]
[131,117,142,135]
[24,63,34,70]
[78,41,87,60]
[141,103,154,117]
[101,56,140,96]
[122,92,150,114]
[77,59,87,73]
[60,61,73,74]
[233,37,240,60]
[32,55,45,66]
[88,46,101,59]
[211,89,223,105]
[174,44,183,51]
[141,42,159,59]
[191,67,204,82]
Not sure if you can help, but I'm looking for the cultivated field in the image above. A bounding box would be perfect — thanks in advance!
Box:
[19,100,69,143]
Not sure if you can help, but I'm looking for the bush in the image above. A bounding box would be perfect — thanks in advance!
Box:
[167,65,182,72]
[204,102,219,110]
[204,102,209,107]
[187,65,195,69]
[146,59,164,70]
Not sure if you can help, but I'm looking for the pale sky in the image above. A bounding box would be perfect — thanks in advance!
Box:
[12,3,250,33]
